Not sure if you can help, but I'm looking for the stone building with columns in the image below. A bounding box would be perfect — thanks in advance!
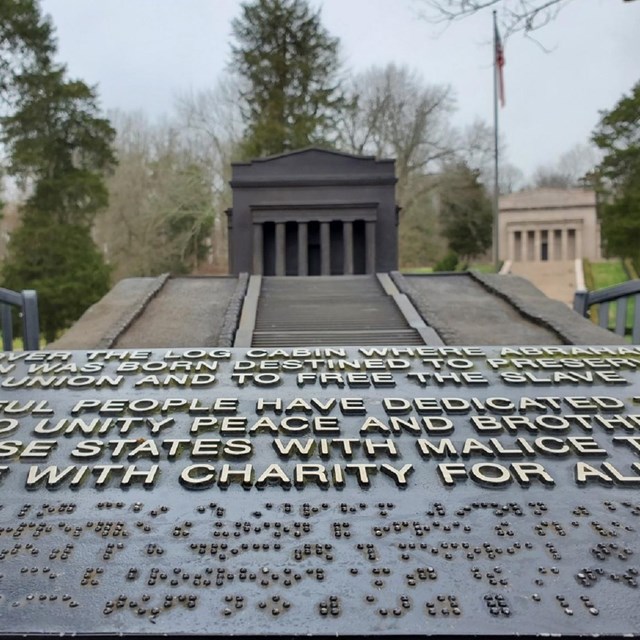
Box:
[226,148,398,276]
[498,187,602,263]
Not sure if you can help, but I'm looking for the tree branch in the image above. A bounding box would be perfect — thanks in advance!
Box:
[416,0,575,36]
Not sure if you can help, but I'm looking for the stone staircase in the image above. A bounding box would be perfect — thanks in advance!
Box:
[250,275,425,347]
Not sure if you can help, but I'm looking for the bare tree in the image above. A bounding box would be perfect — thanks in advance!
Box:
[175,74,245,270]
[336,65,522,265]
[337,64,456,207]
[456,118,494,174]
[499,162,525,193]
[449,118,524,194]
[556,142,601,184]
[414,0,575,36]
[531,165,573,188]
[175,74,244,193]
[530,142,601,188]
[335,70,392,158]
[94,110,216,281]
[398,174,445,268]
[452,118,503,190]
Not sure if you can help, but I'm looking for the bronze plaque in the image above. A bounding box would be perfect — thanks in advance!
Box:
[0,345,639,636]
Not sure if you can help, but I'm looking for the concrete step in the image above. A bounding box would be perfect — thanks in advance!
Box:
[251,275,424,346]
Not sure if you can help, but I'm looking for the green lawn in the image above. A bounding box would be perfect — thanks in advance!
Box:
[402,266,433,274]
[469,262,498,273]
[0,334,24,351]
[587,260,635,339]
[590,260,629,290]
[401,262,497,274]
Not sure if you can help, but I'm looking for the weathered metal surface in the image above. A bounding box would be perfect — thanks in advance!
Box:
[1,345,640,636]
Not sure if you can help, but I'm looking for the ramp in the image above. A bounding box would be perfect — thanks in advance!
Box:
[508,260,577,306]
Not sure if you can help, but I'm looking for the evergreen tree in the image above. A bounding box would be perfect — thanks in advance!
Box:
[0,0,55,104]
[230,0,344,157]
[438,163,493,266]
[0,0,116,342]
[3,219,111,342]
[2,67,116,225]
[591,81,640,268]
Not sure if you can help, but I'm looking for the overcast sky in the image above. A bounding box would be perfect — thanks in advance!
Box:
[39,0,640,179]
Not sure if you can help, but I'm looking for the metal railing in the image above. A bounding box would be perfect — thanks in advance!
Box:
[574,280,640,343]
[0,287,40,351]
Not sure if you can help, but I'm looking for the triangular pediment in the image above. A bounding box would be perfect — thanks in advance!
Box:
[260,147,377,165]
[232,147,393,181]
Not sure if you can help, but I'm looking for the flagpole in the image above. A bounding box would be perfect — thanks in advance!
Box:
[492,9,500,273]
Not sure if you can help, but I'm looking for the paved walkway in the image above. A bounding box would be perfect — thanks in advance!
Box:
[508,260,577,306]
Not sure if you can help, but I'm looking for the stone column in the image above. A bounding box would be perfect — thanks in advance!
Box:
[527,230,534,261]
[507,229,515,262]
[252,223,263,275]
[575,226,583,260]
[343,221,354,275]
[365,221,376,273]
[275,222,286,276]
[533,229,542,262]
[297,222,308,276]
[320,222,331,275]
[561,228,568,261]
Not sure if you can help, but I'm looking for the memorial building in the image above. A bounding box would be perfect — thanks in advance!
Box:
[498,187,602,263]
[227,148,398,276]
